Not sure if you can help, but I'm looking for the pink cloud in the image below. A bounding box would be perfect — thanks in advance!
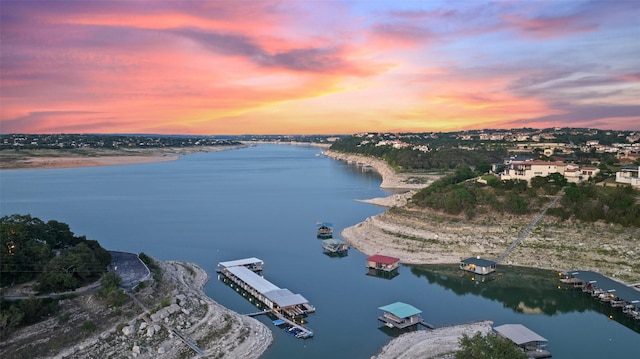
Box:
[501,13,598,39]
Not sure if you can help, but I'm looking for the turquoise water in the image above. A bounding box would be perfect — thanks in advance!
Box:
[1,144,638,358]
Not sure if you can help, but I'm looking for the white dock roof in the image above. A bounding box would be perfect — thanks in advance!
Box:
[225,266,278,293]
[264,288,309,308]
[494,324,547,345]
[218,257,263,269]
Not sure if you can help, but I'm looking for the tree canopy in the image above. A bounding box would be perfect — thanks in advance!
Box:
[1,214,111,292]
[456,332,528,359]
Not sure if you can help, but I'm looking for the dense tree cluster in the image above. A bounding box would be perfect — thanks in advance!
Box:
[0,297,59,339]
[549,184,640,226]
[409,168,640,227]
[410,167,553,218]
[0,214,111,292]
[455,332,528,359]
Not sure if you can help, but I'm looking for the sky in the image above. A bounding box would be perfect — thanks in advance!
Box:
[1,0,639,135]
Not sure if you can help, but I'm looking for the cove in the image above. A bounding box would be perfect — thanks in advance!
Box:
[0,144,638,358]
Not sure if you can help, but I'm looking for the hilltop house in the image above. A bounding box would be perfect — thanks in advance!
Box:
[615,166,640,187]
[500,160,599,184]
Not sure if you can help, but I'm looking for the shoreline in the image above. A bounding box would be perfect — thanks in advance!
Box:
[1,259,273,358]
[327,149,639,358]
[0,144,248,170]
[325,150,640,281]
[372,321,493,359]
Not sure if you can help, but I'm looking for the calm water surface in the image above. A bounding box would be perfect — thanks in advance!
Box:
[1,145,638,358]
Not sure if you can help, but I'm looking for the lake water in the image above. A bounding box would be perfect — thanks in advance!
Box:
[1,144,638,358]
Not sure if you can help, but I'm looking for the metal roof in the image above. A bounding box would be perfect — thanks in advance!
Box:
[460,257,497,267]
[367,254,400,265]
[225,266,279,294]
[218,257,263,269]
[494,324,547,345]
[378,302,422,318]
[567,270,640,304]
[264,288,308,308]
[224,266,308,308]
[322,238,347,245]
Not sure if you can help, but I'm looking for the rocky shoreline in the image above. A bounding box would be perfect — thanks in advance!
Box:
[372,321,493,359]
[325,150,640,283]
[1,259,272,359]
[62,260,273,359]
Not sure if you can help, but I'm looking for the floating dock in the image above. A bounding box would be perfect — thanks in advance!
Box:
[322,238,349,255]
[218,259,315,338]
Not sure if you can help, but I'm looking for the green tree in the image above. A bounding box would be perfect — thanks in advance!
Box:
[456,332,527,359]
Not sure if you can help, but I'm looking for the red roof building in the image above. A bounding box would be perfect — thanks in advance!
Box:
[366,255,400,272]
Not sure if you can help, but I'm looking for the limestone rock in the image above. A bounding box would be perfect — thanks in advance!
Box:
[122,325,135,336]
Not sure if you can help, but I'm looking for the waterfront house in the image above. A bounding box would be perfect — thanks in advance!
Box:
[493,324,551,358]
[460,257,496,275]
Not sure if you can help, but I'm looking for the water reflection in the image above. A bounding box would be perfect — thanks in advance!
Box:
[408,264,640,333]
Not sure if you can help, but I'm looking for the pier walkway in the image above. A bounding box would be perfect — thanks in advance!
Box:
[496,192,563,263]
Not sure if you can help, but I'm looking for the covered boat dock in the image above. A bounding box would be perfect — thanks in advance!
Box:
[377,302,432,330]
[366,254,400,278]
[221,265,315,317]
[459,256,497,275]
[493,324,551,358]
[216,257,264,273]
[219,262,315,339]
[317,222,333,239]
[322,238,349,255]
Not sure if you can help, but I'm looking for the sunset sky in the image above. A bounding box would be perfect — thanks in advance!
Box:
[1,0,639,135]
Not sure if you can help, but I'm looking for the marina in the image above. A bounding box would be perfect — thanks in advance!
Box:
[217,258,315,339]
[560,270,640,321]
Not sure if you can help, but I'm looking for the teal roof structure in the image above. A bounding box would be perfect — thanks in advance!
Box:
[378,302,422,318]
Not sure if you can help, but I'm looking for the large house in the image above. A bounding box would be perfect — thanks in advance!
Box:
[500,160,599,184]
[615,166,640,187]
